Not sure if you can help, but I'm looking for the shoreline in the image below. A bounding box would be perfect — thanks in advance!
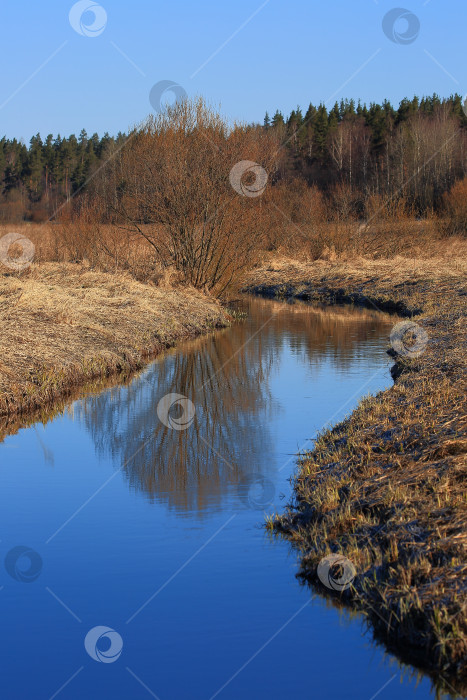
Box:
[0,263,229,421]
[2,257,465,689]
[245,257,467,690]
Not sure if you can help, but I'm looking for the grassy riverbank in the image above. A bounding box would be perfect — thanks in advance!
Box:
[246,256,467,689]
[0,263,228,419]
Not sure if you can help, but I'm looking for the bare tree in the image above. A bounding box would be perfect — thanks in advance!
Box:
[105,98,280,295]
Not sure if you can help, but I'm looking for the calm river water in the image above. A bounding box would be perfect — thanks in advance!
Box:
[0,297,441,699]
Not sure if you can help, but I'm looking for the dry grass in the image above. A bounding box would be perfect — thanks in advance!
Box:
[246,253,467,692]
[0,222,160,281]
[0,262,228,418]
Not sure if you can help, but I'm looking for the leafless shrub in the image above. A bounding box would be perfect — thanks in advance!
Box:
[438,177,467,237]
[95,98,280,295]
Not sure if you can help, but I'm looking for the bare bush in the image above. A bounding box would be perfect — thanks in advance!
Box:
[439,177,467,237]
[95,98,280,295]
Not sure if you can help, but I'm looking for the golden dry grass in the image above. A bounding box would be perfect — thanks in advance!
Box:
[247,253,467,691]
[248,249,467,287]
[0,262,227,417]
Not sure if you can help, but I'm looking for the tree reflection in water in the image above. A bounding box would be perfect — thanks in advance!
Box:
[71,297,393,513]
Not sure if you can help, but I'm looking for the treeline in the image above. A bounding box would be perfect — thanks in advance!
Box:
[266,94,467,213]
[0,130,126,222]
[2,94,467,223]
[11,99,466,292]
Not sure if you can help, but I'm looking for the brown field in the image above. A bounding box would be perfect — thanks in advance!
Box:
[0,209,464,290]
[245,254,467,691]
[0,262,228,419]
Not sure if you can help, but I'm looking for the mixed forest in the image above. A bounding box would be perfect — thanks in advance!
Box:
[2,94,467,223]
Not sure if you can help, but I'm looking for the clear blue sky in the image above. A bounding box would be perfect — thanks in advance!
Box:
[2,0,466,141]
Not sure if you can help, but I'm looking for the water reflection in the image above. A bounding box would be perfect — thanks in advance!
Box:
[3,296,439,700]
[71,297,393,511]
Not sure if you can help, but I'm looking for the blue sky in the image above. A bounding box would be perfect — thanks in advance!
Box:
[1,0,466,141]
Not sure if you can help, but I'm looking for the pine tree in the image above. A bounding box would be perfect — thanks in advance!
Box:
[313,104,329,159]
[27,134,44,197]
[271,110,285,128]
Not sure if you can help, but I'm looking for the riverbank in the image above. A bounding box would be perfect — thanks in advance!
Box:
[245,256,467,687]
[0,263,228,419]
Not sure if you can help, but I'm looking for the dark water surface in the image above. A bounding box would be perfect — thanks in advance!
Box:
[0,297,439,699]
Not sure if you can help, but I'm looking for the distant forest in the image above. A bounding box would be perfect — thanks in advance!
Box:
[2,94,467,222]
[0,130,127,222]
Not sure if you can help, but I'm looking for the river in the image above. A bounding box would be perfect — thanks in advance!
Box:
[0,296,439,699]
